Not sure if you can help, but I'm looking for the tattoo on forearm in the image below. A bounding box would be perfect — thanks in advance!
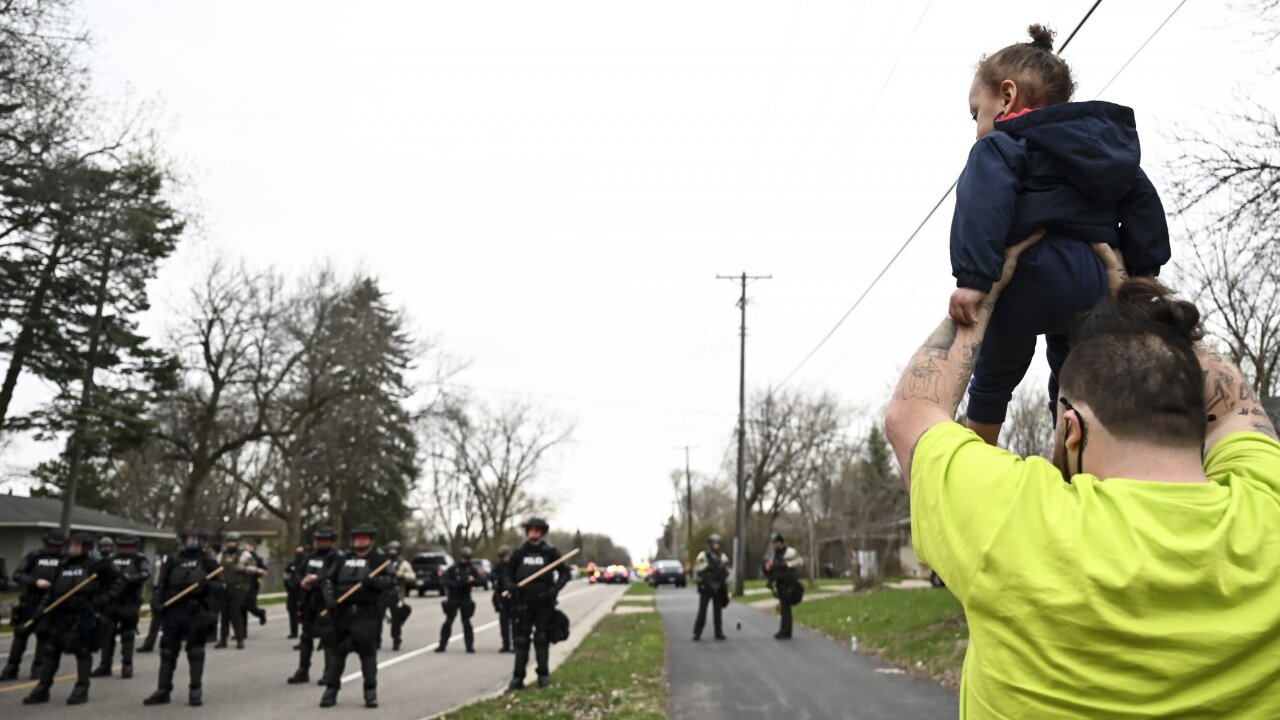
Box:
[924,319,958,353]
[900,351,944,403]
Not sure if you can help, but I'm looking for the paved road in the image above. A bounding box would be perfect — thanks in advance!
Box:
[0,582,625,719]
[657,587,958,720]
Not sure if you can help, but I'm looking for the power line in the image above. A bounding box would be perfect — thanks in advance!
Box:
[831,0,935,171]
[435,381,733,418]
[775,0,1115,389]
[1095,0,1188,97]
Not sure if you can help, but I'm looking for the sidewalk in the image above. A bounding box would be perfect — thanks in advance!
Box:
[656,587,957,720]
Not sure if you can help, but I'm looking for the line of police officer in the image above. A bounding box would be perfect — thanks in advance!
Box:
[4,516,577,707]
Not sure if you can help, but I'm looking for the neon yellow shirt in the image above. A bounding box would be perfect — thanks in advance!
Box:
[912,422,1280,719]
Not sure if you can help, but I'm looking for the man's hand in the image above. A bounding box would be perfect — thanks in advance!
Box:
[1090,243,1128,297]
[35,579,51,590]
[949,288,987,325]
[301,574,318,590]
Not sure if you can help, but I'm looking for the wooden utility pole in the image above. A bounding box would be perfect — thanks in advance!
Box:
[717,272,770,596]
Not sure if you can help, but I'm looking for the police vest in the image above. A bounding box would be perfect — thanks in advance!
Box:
[167,553,208,596]
[24,552,63,596]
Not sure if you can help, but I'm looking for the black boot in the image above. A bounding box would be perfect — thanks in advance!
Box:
[0,663,17,681]
[187,646,206,707]
[121,633,136,676]
[143,690,170,705]
[91,663,112,677]
[22,684,50,704]
[66,683,89,705]
[392,639,401,651]
[287,668,310,684]
[319,686,339,708]
[537,675,553,689]
[361,655,378,708]
[235,639,244,650]
[121,664,133,679]
[151,649,176,704]
[506,677,525,692]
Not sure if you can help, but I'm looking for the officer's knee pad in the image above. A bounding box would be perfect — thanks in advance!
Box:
[159,647,179,663]
[533,629,549,645]
[514,636,531,649]
[186,644,205,663]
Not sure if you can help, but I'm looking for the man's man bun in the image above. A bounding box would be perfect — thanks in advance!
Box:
[1114,277,1205,344]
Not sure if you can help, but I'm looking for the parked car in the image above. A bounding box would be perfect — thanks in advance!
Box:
[411,551,453,596]
[648,559,686,588]
[469,558,493,590]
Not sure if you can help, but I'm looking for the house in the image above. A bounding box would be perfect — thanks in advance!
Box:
[0,494,169,573]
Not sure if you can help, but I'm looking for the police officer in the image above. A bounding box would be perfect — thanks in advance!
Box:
[242,537,269,629]
[215,531,255,649]
[435,548,477,653]
[284,545,307,639]
[287,527,338,685]
[93,535,150,678]
[382,540,415,652]
[319,523,394,709]
[137,549,167,653]
[144,528,223,707]
[505,517,569,691]
[23,531,125,705]
[492,545,514,653]
[762,532,804,640]
[692,534,732,641]
[1,529,64,680]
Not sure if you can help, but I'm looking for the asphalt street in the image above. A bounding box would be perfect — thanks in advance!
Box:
[0,581,625,719]
[657,587,959,720]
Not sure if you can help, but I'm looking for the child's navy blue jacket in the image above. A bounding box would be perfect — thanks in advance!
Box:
[950,100,1170,292]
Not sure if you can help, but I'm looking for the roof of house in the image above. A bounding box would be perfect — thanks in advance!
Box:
[0,494,169,538]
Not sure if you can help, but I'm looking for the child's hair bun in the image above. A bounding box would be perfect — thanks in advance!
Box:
[1027,24,1056,51]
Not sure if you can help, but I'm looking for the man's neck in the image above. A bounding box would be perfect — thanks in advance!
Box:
[1089,442,1207,484]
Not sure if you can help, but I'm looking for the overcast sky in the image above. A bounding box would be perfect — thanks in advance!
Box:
[4,0,1271,559]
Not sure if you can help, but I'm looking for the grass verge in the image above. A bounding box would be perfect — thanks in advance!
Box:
[440,608,667,719]
[622,582,655,596]
[738,578,854,592]
[791,587,967,687]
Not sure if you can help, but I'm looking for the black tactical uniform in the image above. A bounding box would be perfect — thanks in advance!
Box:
[435,549,477,653]
[284,548,306,639]
[93,535,151,678]
[143,528,223,707]
[319,524,394,709]
[491,545,514,653]
[287,527,338,686]
[692,534,731,641]
[22,532,125,706]
[506,517,569,691]
[215,532,250,649]
[1,530,64,681]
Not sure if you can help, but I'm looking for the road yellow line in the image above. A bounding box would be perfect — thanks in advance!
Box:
[0,670,82,693]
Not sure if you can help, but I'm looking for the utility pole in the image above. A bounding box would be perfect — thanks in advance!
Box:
[676,445,698,568]
[717,271,770,596]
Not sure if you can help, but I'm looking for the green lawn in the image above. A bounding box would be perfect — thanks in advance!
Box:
[739,578,853,591]
[623,582,655,596]
[441,595,668,719]
[792,588,967,687]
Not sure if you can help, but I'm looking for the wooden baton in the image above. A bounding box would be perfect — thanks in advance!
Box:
[502,547,580,598]
[319,559,392,618]
[162,566,225,608]
[22,573,98,629]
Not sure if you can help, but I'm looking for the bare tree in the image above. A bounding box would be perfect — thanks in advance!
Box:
[1003,385,1055,459]
[433,399,572,543]
[1167,92,1280,398]
[156,260,298,530]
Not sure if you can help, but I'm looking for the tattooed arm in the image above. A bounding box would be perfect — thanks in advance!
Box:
[885,231,1045,487]
[1197,345,1279,450]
